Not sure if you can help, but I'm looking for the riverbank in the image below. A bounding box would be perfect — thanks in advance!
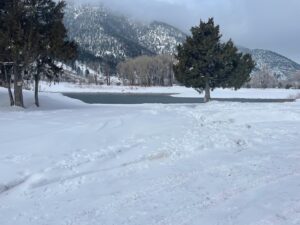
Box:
[37,82,300,99]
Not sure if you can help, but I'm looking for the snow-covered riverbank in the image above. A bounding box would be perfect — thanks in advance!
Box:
[38,82,300,99]
[0,87,300,225]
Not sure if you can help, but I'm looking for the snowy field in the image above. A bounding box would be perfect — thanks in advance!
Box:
[0,87,300,225]
[39,82,300,99]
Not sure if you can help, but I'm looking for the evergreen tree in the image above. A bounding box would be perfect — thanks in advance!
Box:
[28,0,77,107]
[0,0,28,107]
[0,0,77,107]
[174,18,255,102]
[0,3,15,105]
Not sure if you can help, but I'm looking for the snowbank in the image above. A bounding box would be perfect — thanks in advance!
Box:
[0,87,85,111]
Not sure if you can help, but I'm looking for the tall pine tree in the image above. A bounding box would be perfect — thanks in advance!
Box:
[174,18,255,102]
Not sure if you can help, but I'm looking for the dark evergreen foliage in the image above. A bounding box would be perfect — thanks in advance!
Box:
[27,0,77,106]
[174,18,255,102]
[0,0,77,107]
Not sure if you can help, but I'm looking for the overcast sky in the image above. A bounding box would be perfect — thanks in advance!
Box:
[70,0,300,63]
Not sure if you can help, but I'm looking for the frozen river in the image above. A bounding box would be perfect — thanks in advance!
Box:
[63,92,296,104]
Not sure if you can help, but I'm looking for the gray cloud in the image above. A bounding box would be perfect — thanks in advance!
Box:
[68,0,300,63]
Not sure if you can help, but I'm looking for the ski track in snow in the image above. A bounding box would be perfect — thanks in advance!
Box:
[0,89,300,225]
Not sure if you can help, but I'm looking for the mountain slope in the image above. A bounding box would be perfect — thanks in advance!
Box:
[64,5,154,59]
[64,5,186,60]
[137,21,186,55]
[239,47,300,79]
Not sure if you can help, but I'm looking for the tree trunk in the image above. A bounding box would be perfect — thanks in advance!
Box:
[8,78,14,106]
[34,75,39,107]
[204,80,211,103]
[13,64,24,108]
[107,74,110,86]
[169,64,173,86]
[94,75,98,85]
[4,66,15,106]
[106,66,111,86]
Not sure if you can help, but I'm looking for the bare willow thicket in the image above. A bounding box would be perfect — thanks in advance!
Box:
[117,55,175,86]
[248,65,300,89]
[249,65,278,88]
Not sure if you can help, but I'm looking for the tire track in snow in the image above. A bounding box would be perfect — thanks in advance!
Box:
[0,177,29,196]
[1,141,147,197]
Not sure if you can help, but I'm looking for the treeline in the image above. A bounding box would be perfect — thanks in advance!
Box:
[117,55,175,86]
[0,0,77,107]
[247,66,300,89]
[117,53,300,90]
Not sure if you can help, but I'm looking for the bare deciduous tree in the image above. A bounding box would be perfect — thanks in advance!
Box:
[249,65,278,88]
[117,55,175,87]
[287,71,300,89]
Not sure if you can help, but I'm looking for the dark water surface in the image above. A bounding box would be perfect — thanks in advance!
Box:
[63,92,295,104]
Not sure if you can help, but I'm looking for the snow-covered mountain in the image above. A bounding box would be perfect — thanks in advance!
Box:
[239,47,300,79]
[136,21,186,55]
[64,4,300,78]
[64,5,186,60]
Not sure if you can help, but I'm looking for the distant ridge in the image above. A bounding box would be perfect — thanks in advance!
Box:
[239,47,300,79]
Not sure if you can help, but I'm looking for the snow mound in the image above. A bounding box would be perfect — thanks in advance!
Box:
[0,87,86,111]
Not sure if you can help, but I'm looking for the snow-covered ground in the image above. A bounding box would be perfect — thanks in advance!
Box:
[39,82,300,99]
[0,87,300,225]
